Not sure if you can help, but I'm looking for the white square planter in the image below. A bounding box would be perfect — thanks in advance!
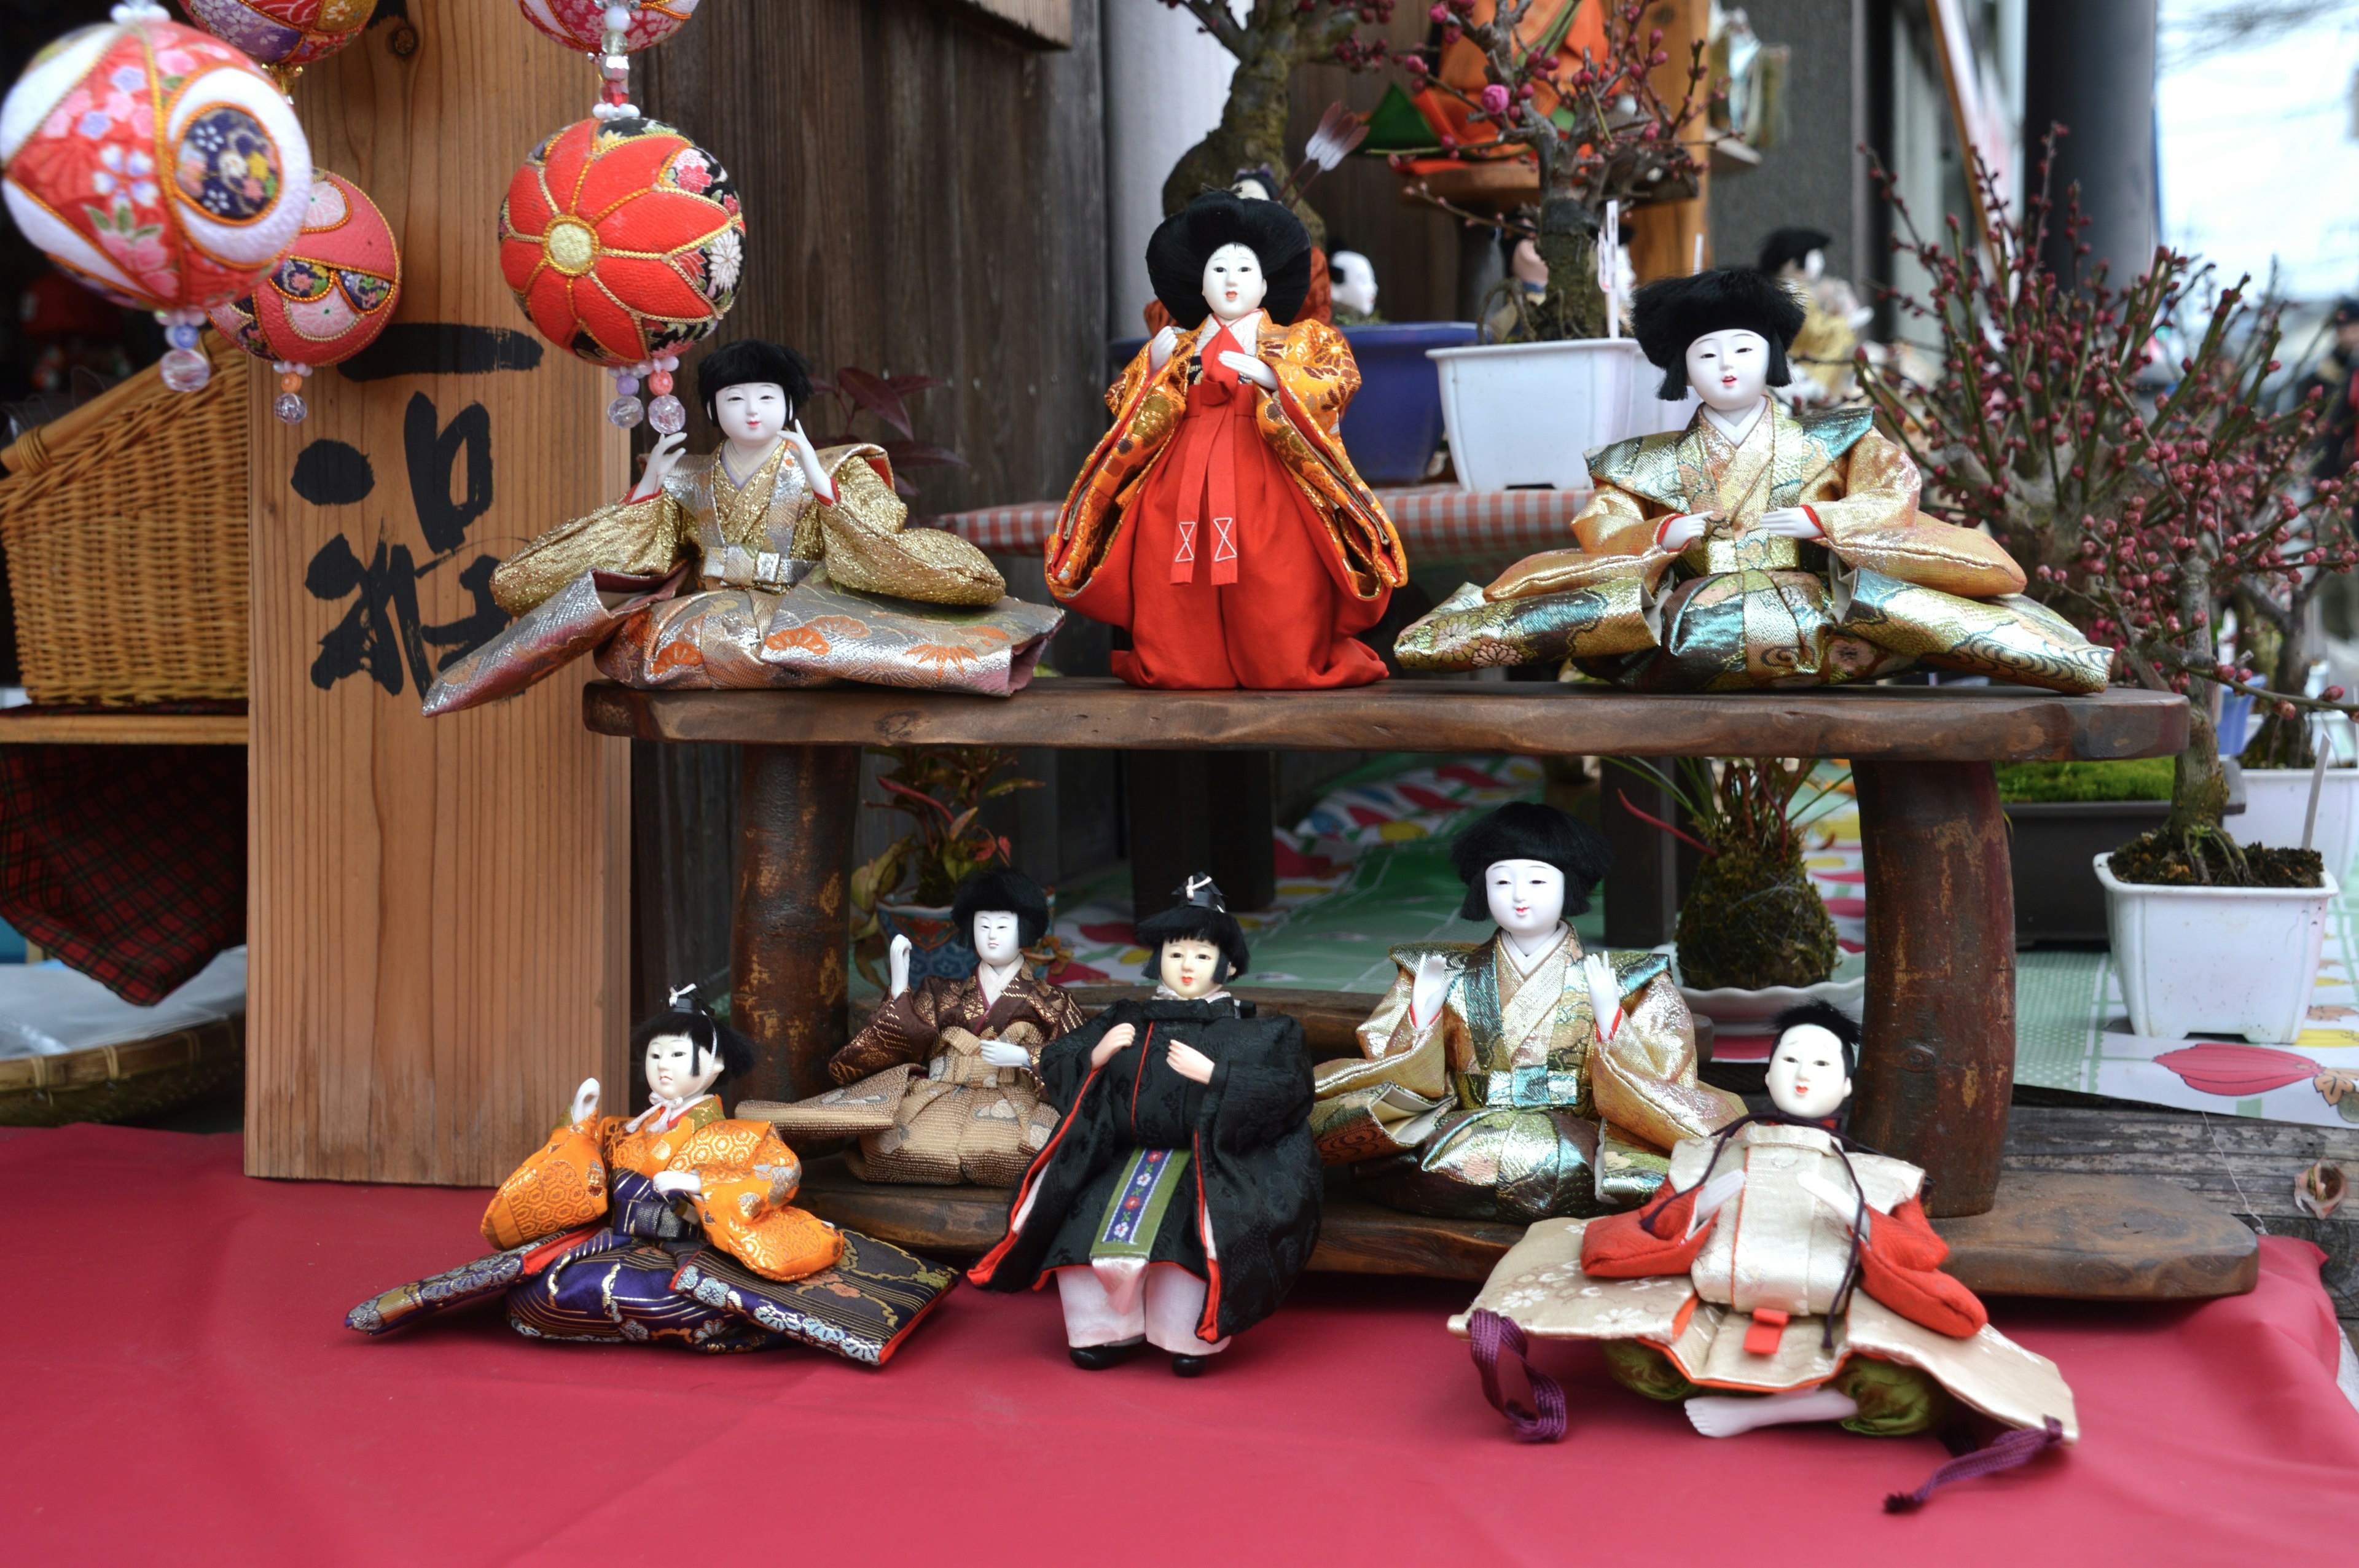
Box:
[2234,766,2359,876]
[1430,338,1694,493]
[2097,854,2337,1043]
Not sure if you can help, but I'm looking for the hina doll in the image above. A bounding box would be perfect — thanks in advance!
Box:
[1312,803,1743,1220]
[765,868,1086,1187]
[346,990,958,1365]
[424,340,1061,712]
[1453,1005,2078,1507]
[1757,227,1872,405]
[1393,268,2113,694]
[969,877,1321,1375]
[1045,190,1408,690]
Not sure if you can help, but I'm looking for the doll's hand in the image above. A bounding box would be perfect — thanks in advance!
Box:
[1755,507,1823,540]
[1148,324,1180,376]
[1581,953,1626,1042]
[979,1041,1032,1069]
[1165,1040,1216,1085]
[1797,1172,1868,1239]
[1091,1023,1136,1068]
[1218,351,1279,390]
[651,1170,703,1199]
[789,419,837,504]
[1686,1168,1748,1238]
[888,934,912,998]
[632,432,689,501]
[1409,951,1452,1032]
[569,1077,601,1126]
[1653,512,1711,552]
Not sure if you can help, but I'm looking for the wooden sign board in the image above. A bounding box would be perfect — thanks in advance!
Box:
[247,4,630,1185]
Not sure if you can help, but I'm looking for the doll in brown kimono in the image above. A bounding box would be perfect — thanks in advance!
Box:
[767,868,1084,1187]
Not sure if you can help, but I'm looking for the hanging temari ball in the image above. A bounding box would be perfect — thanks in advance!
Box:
[499,115,741,379]
[211,171,402,421]
[182,0,380,72]
[516,0,702,53]
[0,5,314,390]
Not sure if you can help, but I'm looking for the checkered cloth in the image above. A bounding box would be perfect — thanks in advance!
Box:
[941,483,1593,563]
[0,738,245,1005]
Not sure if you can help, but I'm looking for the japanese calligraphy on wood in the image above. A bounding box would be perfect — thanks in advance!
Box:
[246,2,631,1186]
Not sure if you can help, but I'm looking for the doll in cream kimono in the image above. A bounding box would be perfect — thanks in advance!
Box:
[765,868,1086,1187]
[1393,268,2110,694]
[1453,1005,2076,1507]
[1312,804,1743,1221]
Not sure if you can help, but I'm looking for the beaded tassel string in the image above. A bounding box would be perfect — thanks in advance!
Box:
[584,2,686,434]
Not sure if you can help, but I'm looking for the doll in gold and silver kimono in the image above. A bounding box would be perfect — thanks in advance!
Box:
[1312,804,1742,1221]
[1393,270,2111,694]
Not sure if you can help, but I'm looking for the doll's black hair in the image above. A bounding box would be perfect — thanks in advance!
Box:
[1630,267,1808,401]
[1755,226,1834,278]
[1146,191,1315,330]
[633,986,757,1090]
[1770,1001,1860,1079]
[1133,875,1253,984]
[950,866,1051,951]
[697,339,815,423]
[1450,802,1615,922]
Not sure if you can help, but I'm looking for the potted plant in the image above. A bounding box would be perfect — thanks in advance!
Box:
[1859,135,2355,1040]
[1619,756,1856,1023]
[1399,1,1708,490]
[2230,613,2359,877]
[849,747,1043,990]
[1996,758,2245,944]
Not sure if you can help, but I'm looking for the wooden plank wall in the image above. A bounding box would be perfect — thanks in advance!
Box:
[247,4,631,1185]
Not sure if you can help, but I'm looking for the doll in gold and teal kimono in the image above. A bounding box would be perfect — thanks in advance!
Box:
[1393,269,2111,693]
[1312,804,1743,1221]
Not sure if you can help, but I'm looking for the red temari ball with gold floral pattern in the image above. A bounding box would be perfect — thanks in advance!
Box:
[515,0,701,53]
[498,115,741,370]
[209,170,401,367]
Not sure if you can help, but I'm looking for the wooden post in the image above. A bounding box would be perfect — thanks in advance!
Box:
[246,6,631,1185]
[733,745,861,1104]
[1850,760,2014,1217]
[1626,0,1715,282]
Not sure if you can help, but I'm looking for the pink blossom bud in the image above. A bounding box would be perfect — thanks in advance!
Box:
[1480,84,1511,115]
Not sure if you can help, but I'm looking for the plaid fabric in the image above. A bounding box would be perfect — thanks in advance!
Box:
[0,734,245,1004]
[941,483,1590,562]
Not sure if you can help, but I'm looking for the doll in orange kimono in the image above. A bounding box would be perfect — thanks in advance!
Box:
[1045,191,1408,690]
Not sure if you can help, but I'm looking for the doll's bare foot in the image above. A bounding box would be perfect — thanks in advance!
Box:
[1684,1387,1860,1438]
[1170,1354,1211,1378]
[1068,1339,1143,1371]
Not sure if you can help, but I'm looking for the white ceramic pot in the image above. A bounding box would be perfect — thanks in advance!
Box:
[1431,338,1689,493]
[2234,766,2359,875]
[2097,854,2337,1043]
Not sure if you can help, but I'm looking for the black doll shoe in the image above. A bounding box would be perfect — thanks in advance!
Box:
[1170,1354,1210,1378]
[1068,1340,1143,1371]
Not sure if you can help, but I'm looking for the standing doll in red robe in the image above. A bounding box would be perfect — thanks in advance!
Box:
[1044,192,1408,689]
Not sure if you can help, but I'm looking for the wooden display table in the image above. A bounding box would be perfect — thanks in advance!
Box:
[584,678,2244,1298]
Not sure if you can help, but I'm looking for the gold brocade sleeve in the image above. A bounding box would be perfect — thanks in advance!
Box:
[1807,429,2028,598]
[489,491,687,616]
[1572,480,1675,558]
[1266,318,1360,434]
[479,1116,616,1247]
[676,1120,845,1282]
[1481,483,1672,603]
[1587,973,1745,1152]
[815,450,1007,607]
[1316,967,1453,1101]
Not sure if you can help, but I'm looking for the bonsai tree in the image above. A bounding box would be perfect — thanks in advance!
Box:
[1401,1,1709,339]
[1152,2,1398,237]
[1858,135,2355,878]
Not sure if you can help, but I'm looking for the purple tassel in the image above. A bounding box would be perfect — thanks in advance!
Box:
[1884,1418,2066,1512]
[1466,1308,1567,1443]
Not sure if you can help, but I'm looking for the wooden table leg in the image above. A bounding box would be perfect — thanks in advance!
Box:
[732,743,860,1104]
[1851,760,2014,1217]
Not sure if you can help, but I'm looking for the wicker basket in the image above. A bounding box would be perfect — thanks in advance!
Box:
[0,1013,243,1127]
[0,335,250,705]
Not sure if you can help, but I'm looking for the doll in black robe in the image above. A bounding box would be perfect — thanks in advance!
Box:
[968,876,1321,1375]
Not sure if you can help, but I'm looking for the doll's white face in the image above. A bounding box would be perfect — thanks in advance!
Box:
[1331,251,1379,316]
[1160,938,1224,999]
[644,1032,721,1103]
[972,911,1025,967]
[1766,1024,1853,1120]
[1230,176,1275,202]
[713,381,789,445]
[1201,244,1268,326]
[1485,860,1567,941]
[1684,328,1772,413]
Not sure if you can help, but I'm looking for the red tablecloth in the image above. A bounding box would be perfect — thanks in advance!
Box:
[940,483,1592,561]
[4,1124,2353,1564]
